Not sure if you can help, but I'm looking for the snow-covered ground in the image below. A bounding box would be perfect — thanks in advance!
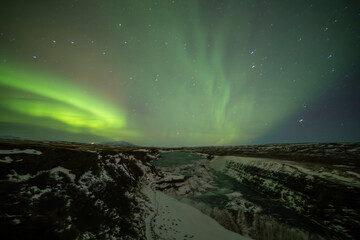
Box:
[210,156,360,188]
[208,155,360,239]
[143,184,251,240]
[0,156,14,163]
[0,149,42,155]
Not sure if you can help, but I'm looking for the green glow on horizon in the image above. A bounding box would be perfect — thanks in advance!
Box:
[0,66,139,139]
[0,0,356,146]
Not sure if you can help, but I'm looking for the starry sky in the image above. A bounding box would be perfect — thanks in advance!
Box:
[0,0,359,147]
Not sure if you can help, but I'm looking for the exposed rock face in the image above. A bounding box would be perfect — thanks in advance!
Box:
[210,156,360,240]
[201,205,325,240]
[154,159,215,195]
[190,143,360,166]
[0,141,158,240]
[1,141,359,240]
[153,144,360,240]
[153,152,328,240]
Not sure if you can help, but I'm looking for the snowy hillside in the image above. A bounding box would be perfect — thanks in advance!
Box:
[1,140,359,240]
[209,155,360,240]
[0,141,157,239]
[0,140,251,240]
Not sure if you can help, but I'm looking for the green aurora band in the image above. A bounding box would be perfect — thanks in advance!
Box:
[0,66,136,139]
[0,0,356,146]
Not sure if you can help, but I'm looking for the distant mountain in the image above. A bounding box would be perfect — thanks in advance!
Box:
[100,140,137,146]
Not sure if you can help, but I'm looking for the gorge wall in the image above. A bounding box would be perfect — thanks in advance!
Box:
[210,155,360,240]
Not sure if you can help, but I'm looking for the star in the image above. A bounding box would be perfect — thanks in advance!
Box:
[1,0,358,148]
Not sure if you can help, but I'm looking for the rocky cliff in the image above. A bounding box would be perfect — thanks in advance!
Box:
[153,144,360,240]
[1,141,359,240]
[205,143,360,240]
[0,140,159,240]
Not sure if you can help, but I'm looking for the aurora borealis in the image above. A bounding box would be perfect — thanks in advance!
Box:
[0,0,359,146]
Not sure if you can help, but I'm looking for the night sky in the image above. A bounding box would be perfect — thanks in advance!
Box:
[0,0,359,147]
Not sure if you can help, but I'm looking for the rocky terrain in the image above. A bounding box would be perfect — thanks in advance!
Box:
[1,140,359,240]
[0,140,159,239]
[214,156,360,237]
[153,143,360,240]
[0,140,249,240]
[187,143,360,166]
[153,152,327,240]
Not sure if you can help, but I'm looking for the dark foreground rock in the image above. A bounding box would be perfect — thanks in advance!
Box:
[0,140,158,240]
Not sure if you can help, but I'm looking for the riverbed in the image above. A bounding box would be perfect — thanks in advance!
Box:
[153,151,329,240]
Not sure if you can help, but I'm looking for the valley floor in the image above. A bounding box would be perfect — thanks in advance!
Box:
[143,184,250,240]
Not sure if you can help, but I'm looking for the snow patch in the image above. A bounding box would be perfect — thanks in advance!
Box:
[101,169,114,182]
[143,184,251,240]
[29,186,52,200]
[137,149,150,152]
[146,153,158,159]
[0,156,13,163]
[7,170,32,182]
[347,171,360,179]
[50,166,76,182]
[226,191,243,198]
[12,218,21,225]
[211,156,360,187]
[0,149,42,155]
[114,156,121,164]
